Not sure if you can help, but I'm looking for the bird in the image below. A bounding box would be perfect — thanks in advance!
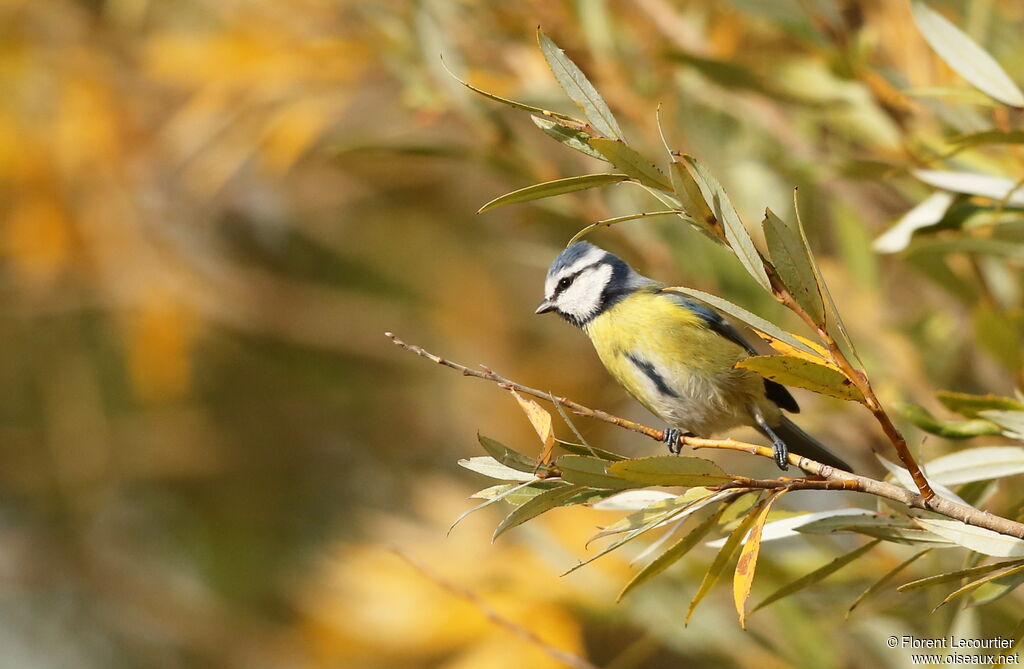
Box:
[535,241,850,472]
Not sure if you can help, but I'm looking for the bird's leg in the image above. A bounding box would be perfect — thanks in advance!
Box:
[751,409,789,471]
[663,428,696,455]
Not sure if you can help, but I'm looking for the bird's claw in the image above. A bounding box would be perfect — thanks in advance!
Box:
[663,428,695,455]
[773,441,789,471]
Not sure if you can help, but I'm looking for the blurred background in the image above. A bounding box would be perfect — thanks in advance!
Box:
[1,0,1022,667]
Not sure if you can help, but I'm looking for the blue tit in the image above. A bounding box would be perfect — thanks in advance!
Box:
[535,241,850,472]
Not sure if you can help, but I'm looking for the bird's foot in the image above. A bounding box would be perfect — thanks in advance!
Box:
[663,428,695,455]
[771,439,789,471]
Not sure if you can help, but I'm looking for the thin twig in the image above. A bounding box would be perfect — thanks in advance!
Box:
[390,546,601,669]
[387,333,1024,539]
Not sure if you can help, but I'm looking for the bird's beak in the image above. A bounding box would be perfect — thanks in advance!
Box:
[535,298,555,315]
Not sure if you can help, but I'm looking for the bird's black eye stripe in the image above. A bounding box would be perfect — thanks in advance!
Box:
[554,272,579,295]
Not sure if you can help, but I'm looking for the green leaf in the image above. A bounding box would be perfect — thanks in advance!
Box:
[736,355,864,403]
[796,515,954,546]
[440,57,585,123]
[734,490,786,628]
[608,456,731,487]
[566,210,690,247]
[873,192,955,254]
[669,161,721,240]
[557,455,639,490]
[936,391,1024,417]
[617,501,731,602]
[458,456,538,482]
[914,518,1024,557]
[923,447,1024,485]
[450,479,554,535]
[948,130,1024,148]
[847,549,932,618]
[478,174,629,213]
[470,481,563,506]
[686,493,767,625]
[478,434,541,473]
[980,410,1024,436]
[565,491,730,575]
[936,563,1024,609]
[537,29,623,138]
[530,115,606,160]
[588,489,717,543]
[493,484,605,540]
[752,540,881,613]
[910,1,1024,108]
[912,169,1024,207]
[894,402,1003,440]
[897,558,1024,592]
[681,155,771,291]
[587,139,672,190]
[661,287,818,356]
[763,208,826,326]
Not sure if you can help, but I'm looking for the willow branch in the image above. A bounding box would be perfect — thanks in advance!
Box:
[387,332,1024,540]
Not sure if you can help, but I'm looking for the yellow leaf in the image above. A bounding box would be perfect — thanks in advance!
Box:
[733,490,786,629]
[737,355,864,403]
[511,391,556,465]
[754,332,835,368]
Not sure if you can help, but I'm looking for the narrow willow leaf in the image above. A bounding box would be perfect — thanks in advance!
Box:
[537,29,623,138]
[608,456,731,487]
[531,115,606,160]
[877,458,968,505]
[587,139,672,190]
[566,210,688,246]
[557,455,639,490]
[796,514,953,546]
[755,331,832,366]
[763,208,825,326]
[459,456,538,481]
[873,191,955,254]
[618,499,731,601]
[470,481,562,505]
[923,447,1024,485]
[914,518,1024,557]
[847,549,932,617]
[894,402,1003,440]
[752,540,881,613]
[734,491,786,628]
[910,1,1024,108]
[669,161,721,239]
[662,287,817,356]
[936,563,1024,609]
[707,508,875,547]
[685,493,766,625]
[511,390,557,465]
[565,491,731,575]
[897,558,1024,592]
[592,490,679,511]
[980,410,1024,436]
[493,484,586,540]
[478,174,629,213]
[948,130,1024,148]
[681,155,771,291]
[478,434,540,473]
[736,355,865,403]
[912,169,1024,207]
[936,391,1024,417]
[450,479,555,535]
[440,57,584,123]
[589,488,717,542]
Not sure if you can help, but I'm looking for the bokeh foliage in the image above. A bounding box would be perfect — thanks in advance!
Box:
[1,0,1023,667]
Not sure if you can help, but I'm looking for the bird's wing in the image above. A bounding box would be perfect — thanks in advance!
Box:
[661,290,800,414]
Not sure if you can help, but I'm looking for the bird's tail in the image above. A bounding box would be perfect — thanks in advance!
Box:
[762,417,852,472]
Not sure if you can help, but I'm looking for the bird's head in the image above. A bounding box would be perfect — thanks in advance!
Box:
[536,242,648,327]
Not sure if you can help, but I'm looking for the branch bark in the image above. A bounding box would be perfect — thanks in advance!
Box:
[387,332,1024,540]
